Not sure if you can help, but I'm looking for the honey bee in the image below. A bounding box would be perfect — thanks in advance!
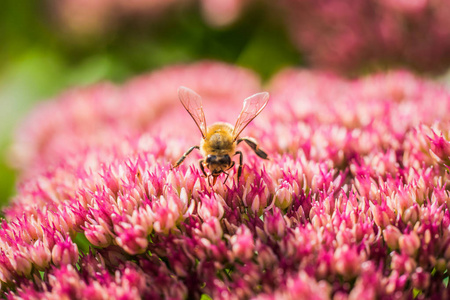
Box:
[173,86,269,185]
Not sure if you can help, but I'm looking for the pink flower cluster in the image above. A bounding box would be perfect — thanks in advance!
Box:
[3,61,450,298]
[50,0,450,74]
[279,0,450,74]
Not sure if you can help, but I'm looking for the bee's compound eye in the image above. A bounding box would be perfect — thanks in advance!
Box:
[206,155,216,164]
[219,155,231,165]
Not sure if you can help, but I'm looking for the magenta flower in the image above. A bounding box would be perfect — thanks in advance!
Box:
[3,62,450,298]
[279,0,450,74]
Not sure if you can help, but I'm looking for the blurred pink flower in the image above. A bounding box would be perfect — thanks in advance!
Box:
[50,0,251,36]
[279,0,450,74]
[3,62,450,298]
[51,0,186,36]
[200,0,251,27]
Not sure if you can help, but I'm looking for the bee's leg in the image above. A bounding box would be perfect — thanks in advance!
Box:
[225,161,236,171]
[172,146,200,168]
[198,159,208,177]
[222,172,229,184]
[236,137,268,159]
[234,151,243,180]
[223,161,235,184]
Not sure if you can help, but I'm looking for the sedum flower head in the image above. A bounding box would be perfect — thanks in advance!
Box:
[2,61,450,298]
[278,0,450,74]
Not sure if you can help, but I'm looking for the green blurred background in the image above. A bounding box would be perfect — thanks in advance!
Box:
[0,0,301,207]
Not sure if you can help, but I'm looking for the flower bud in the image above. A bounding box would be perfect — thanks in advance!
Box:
[230,226,254,262]
[274,181,294,210]
[334,245,362,279]
[383,225,402,249]
[115,223,148,255]
[85,223,112,248]
[399,232,420,256]
[30,240,52,270]
[11,252,32,276]
[201,218,223,243]
[198,194,225,221]
[264,208,286,240]
[52,238,79,266]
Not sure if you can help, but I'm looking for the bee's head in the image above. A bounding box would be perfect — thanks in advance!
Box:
[206,154,232,174]
[206,154,231,166]
[205,154,216,165]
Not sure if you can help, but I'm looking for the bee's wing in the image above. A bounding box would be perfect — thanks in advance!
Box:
[178,86,207,138]
[232,92,269,140]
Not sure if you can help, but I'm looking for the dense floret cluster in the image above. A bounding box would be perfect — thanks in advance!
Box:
[2,62,450,298]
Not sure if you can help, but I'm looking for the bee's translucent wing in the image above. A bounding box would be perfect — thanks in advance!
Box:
[232,92,269,140]
[178,86,207,138]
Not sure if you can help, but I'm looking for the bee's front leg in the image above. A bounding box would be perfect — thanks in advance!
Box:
[198,159,208,177]
[237,137,268,159]
[225,161,235,172]
[172,146,200,168]
[223,161,235,184]
[234,151,243,180]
